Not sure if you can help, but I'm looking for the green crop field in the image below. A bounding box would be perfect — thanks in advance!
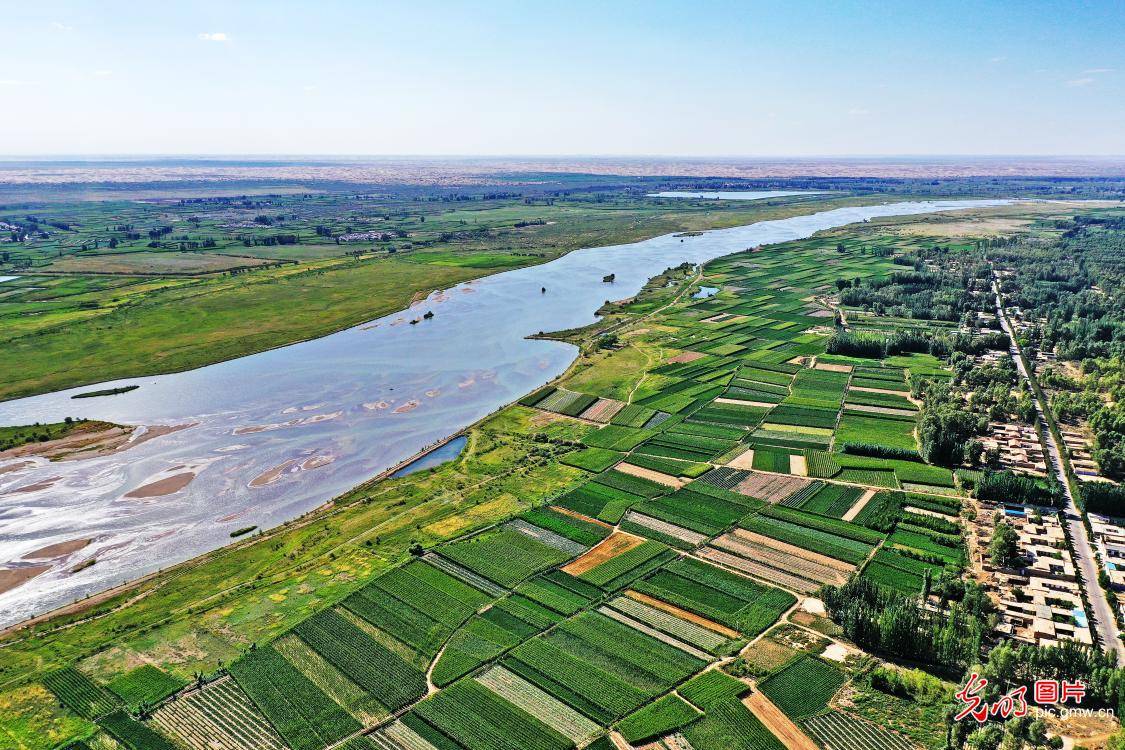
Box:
[5,193,1063,750]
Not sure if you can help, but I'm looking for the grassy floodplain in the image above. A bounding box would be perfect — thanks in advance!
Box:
[4,199,1124,750]
[0,189,893,401]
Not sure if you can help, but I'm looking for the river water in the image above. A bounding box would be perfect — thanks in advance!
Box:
[0,198,1008,625]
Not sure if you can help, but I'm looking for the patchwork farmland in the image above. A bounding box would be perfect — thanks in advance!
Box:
[41,219,1028,750]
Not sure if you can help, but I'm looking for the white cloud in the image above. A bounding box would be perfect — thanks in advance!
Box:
[848,107,870,116]
[198,32,230,42]
[51,21,74,31]
[1082,68,1114,75]
[988,55,1007,63]
[0,79,36,87]
[1066,77,1095,87]
[92,70,112,77]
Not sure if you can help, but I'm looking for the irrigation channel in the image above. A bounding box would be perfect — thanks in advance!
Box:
[0,197,1009,625]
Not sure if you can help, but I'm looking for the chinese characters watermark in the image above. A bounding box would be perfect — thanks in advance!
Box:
[954,673,1095,723]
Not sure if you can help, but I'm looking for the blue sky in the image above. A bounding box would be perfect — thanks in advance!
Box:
[2,0,1122,155]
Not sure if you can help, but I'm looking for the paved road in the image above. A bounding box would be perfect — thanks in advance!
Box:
[993,278,1125,661]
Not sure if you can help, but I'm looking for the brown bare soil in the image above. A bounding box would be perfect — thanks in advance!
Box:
[579,398,627,423]
[733,472,812,503]
[731,528,854,572]
[549,505,613,529]
[625,590,739,638]
[742,690,819,750]
[562,531,645,575]
[727,448,755,469]
[841,488,877,522]
[814,362,852,373]
[666,351,706,364]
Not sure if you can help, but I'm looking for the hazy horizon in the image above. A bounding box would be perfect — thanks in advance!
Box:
[4,0,1123,157]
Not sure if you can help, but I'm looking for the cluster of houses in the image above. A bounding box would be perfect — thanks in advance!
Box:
[973,502,1094,648]
[1061,427,1104,483]
[1088,514,1125,610]
[979,421,1048,477]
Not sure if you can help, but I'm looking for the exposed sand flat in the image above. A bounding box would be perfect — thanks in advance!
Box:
[562,531,645,575]
[615,462,685,488]
[842,488,877,522]
[0,565,50,596]
[0,460,35,475]
[625,590,739,638]
[125,472,196,498]
[549,505,613,529]
[742,691,819,750]
[392,400,421,413]
[363,400,391,410]
[233,412,340,435]
[0,422,193,464]
[22,538,91,560]
[249,460,297,488]
[10,476,61,493]
[666,350,707,364]
[299,455,335,471]
[727,447,755,469]
[715,397,776,408]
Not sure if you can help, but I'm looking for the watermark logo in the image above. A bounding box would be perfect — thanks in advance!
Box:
[955,673,1090,723]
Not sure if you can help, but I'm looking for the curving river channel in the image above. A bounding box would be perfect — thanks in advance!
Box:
[0,197,1009,625]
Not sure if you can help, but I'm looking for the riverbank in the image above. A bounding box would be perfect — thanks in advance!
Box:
[0,193,894,403]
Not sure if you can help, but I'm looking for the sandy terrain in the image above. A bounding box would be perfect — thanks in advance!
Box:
[562,531,645,575]
[0,565,51,596]
[0,460,35,475]
[393,400,421,414]
[125,471,196,498]
[742,691,819,750]
[10,476,61,493]
[615,462,685,488]
[21,538,92,560]
[234,412,341,434]
[789,454,808,476]
[625,590,739,638]
[250,460,297,488]
[814,362,853,373]
[821,642,856,662]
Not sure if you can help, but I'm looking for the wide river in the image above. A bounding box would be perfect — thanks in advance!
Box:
[0,197,1008,625]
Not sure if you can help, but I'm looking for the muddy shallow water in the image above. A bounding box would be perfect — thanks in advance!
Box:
[0,198,1008,625]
